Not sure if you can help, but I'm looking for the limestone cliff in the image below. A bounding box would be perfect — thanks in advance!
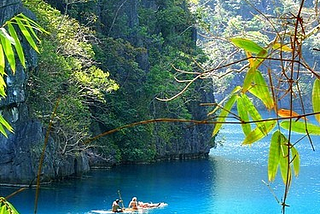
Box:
[89,0,215,162]
[0,0,89,184]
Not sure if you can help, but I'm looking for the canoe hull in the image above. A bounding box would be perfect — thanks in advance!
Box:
[90,203,167,214]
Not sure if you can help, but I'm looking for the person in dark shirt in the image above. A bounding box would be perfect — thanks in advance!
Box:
[112,199,123,212]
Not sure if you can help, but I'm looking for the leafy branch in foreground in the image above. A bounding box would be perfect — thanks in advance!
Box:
[0,13,47,214]
[0,197,20,214]
[159,1,320,213]
[210,36,319,212]
[0,13,47,137]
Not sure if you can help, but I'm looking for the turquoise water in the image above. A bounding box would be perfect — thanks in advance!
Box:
[1,115,320,214]
[2,157,320,214]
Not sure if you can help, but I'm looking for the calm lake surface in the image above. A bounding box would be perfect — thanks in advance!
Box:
[1,114,320,214]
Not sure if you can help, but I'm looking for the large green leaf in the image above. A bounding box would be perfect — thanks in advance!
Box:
[272,42,292,52]
[240,94,269,134]
[0,197,20,214]
[0,75,6,97]
[15,18,39,53]
[17,16,41,43]
[313,79,320,123]
[291,146,300,177]
[279,141,292,186]
[0,30,16,72]
[241,94,263,121]
[17,13,48,35]
[0,28,15,44]
[242,120,276,145]
[242,67,256,93]
[280,121,320,135]
[248,70,274,109]
[212,94,238,136]
[268,131,299,183]
[237,95,251,136]
[231,38,265,54]
[0,205,6,214]
[0,43,4,76]
[268,130,282,182]
[0,114,13,137]
[0,114,13,133]
[208,86,242,116]
[7,23,25,68]
[242,50,268,93]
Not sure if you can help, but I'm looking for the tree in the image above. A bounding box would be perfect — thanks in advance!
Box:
[23,0,119,164]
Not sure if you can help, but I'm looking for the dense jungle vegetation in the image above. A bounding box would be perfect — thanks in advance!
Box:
[21,0,212,163]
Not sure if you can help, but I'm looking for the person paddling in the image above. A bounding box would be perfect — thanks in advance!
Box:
[112,199,123,212]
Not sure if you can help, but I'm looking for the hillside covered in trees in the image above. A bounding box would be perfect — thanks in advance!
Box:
[0,0,214,183]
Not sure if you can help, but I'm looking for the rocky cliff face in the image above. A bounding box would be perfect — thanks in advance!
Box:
[94,0,215,161]
[0,0,89,184]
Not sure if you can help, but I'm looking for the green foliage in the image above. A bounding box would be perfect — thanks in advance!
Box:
[80,0,204,162]
[213,35,319,189]
[22,0,118,157]
[280,121,320,135]
[211,92,239,136]
[0,12,46,214]
[0,197,19,214]
[313,79,320,123]
[182,2,320,213]
[0,13,46,137]
[230,37,265,54]
[248,70,274,110]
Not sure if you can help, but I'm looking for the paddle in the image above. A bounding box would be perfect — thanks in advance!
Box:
[118,190,125,209]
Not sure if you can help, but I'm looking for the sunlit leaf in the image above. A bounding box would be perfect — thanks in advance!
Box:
[242,120,276,145]
[242,46,268,93]
[0,197,20,214]
[268,131,282,182]
[15,18,39,53]
[312,79,320,123]
[0,44,4,76]
[212,94,238,136]
[17,17,41,43]
[0,204,6,214]
[246,51,254,67]
[291,146,300,177]
[8,23,25,68]
[17,13,49,35]
[241,94,267,133]
[0,114,13,133]
[242,67,256,93]
[280,121,320,135]
[231,38,265,54]
[248,70,274,109]
[0,124,8,137]
[7,202,19,214]
[272,42,292,52]
[0,75,6,97]
[277,108,307,121]
[237,95,251,136]
[0,31,16,72]
[0,28,15,45]
[208,86,241,116]
[279,142,292,186]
